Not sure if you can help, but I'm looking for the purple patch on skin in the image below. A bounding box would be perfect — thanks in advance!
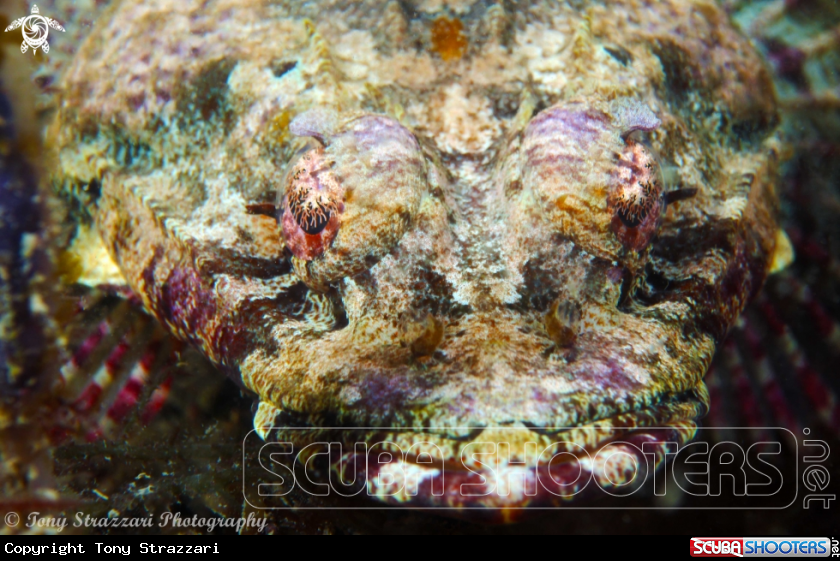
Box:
[575,358,645,394]
[525,151,581,168]
[342,115,421,152]
[158,267,217,335]
[213,320,249,367]
[523,107,610,181]
[351,369,433,417]
[141,253,218,352]
[607,266,624,284]
[614,101,661,136]
[762,39,808,91]
[526,107,609,146]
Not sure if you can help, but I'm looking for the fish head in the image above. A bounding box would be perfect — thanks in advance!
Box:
[48,0,783,515]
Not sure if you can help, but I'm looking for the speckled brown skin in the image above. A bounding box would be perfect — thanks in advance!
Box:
[48,0,782,510]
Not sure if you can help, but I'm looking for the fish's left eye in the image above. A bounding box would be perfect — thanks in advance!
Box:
[608,139,664,252]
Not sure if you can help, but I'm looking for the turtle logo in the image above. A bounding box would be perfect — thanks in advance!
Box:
[4,5,65,55]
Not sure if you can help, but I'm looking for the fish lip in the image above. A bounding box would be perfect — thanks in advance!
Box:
[340,425,695,518]
[266,387,706,517]
[268,384,706,438]
[255,372,707,519]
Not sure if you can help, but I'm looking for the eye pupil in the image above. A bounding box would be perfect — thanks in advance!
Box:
[289,187,333,235]
[297,207,331,235]
[617,207,645,228]
[616,179,657,227]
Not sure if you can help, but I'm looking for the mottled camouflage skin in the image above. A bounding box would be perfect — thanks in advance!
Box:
[47,0,782,508]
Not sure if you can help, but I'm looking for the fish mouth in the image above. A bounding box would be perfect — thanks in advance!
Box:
[247,306,715,520]
[260,384,707,520]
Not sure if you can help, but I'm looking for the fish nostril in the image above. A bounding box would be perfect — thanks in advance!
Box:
[401,313,445,359]
[544,300,581,348]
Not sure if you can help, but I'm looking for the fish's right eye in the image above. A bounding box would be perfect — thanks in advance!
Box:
[279,110,428,290]
[280,144,343,261]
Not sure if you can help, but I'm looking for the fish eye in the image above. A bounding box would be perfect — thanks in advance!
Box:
[279,144,343,261]
[279,110,428,289]
[608,138,665,252]
[518,100,666,264]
